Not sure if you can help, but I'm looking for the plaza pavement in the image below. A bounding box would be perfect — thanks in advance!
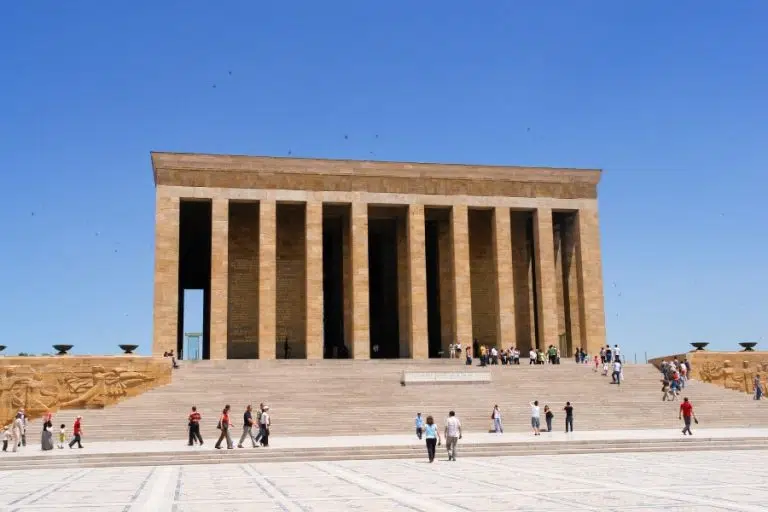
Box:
[2,427,768,458]
[2,449,768,511]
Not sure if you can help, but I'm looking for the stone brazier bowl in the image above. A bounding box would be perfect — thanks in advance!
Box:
[119,344,139,355]
[690,342,709,351]
[739,342,758,352]
[53,344,73,355]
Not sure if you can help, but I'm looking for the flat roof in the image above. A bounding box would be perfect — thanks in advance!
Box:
[151,151,602,187]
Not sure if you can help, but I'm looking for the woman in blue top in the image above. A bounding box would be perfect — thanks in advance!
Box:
[424,415,441,463]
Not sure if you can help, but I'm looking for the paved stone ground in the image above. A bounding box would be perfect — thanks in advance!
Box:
[6,427,768,458]
[2,450,768,511]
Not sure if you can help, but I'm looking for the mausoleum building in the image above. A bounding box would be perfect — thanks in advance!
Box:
[151,152,606,360]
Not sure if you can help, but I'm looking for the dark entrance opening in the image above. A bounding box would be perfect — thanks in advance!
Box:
[368,218,399,358]
[526,213,539,350]
[178,200,212,359]
[322,210,346,358]
[425,219,442,358]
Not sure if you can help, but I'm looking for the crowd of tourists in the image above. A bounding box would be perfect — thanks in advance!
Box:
[186,403,272,450]
[1,409,83,453]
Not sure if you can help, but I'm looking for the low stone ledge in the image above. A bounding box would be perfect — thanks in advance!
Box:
[400,371,492,386]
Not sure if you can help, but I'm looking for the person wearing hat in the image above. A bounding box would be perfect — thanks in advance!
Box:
[259,406,271,447]
[68,416,83,449]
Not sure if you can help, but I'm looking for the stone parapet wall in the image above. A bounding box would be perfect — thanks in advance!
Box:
[650,351,768,394]
[0,356,172,427]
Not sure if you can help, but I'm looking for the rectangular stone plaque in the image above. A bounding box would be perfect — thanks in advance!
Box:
[400,371,492,386]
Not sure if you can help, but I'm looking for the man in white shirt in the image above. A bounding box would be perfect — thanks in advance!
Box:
[490,347,498,365]
[259,406,271,447]
[529,349,536,365]
[530,400,541,436]
[444,411,462,461]
[613,360,622,385]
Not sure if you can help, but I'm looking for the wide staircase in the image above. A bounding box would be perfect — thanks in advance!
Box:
[26,359,768,441]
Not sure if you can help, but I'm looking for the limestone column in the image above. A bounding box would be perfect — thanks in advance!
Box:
[451,204,473,348]
[258,200,277,360]
[350,202,370,359]
[493,207,515,347]
[575,208,607,355]
[533,208,558,351]
[209,199,229,360]
[305,201,324,359]
[152,195,180,357]
[408,204,429,359]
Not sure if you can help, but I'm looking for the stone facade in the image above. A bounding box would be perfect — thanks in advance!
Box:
[650,351,768,395]
[0,356,171,427]
[152,152,607,360]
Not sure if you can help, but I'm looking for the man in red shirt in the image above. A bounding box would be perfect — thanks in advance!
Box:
[188,406,203,446]
[68,416,83,448]
[679,397,697,435]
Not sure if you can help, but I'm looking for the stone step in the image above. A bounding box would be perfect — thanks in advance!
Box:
[2,437,765,470]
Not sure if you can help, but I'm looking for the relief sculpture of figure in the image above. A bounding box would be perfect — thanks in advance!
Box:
[22,372,59,415]
[59,366,152,409]
[698,361,724,384]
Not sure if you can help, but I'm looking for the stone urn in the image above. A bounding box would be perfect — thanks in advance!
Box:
[0,345,5,354]
[119,344,139,355]
[53,344,73,355]
[739,342,758,352]
[690,342,709,351]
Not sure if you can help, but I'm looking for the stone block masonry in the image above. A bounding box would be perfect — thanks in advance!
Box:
[151,152,607,359]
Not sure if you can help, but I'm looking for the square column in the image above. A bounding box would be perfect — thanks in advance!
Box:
[209,199,229,360]
[575,208,606,354]
[451,204,473,348]
[407,204,429,359]
[493,207,515,347]
[305,201,324,359]
[533,208,558,351]
[350,202,370,359]
[259,200,277,359]
[152,195,180,357]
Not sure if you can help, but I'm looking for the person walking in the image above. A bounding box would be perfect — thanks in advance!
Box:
[57,424,66,449]
[544,405,553,432]
[215,405,233,450]
[444,411,462,461]
[41,417,54,451]
[415,413,425,440]
[253,403,265,446]
[564,402,574,432]
[260,406,271,447]
[424,415,441,463]
[11,413,23,452]
[612,359,622,385]
[679,397,698,435]
[68,416,83,449]
[530,401,541,436]
[18,409,27,447]
[188,406,203,446]
[238,405,258,448]
[491,405,503,434]
[754,375,763,400]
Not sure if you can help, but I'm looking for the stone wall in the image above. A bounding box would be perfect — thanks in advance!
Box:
[0,356,171,427]
[650,351,768,394]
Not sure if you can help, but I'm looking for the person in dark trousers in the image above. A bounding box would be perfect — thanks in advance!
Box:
[415,413,424,440]
[544,405,553,432]
[564,402,574,432]
[68,416,83,448]
[424,415,441,463]
[188,406,203,446]
[259,406,271,447]
[215,405,233,449]
[679,397,697,435]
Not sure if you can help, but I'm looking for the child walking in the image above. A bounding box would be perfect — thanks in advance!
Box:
[58,424,66,449]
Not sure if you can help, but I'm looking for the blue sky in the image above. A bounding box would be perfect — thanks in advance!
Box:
[1,1,765,359]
